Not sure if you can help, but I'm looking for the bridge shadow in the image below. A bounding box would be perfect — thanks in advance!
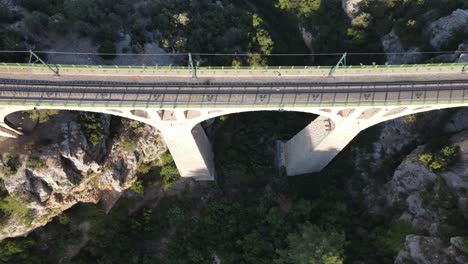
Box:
[202,111,318,189]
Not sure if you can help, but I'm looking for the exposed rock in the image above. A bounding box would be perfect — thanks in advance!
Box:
[456,43,468,63]
[428,9,468,50]
[300,27,314,52]
[0,113,167,240]
[341,0,366,19]
[395,235,466,264]
[382,30,423,64]
[382,145,437,204]
[451,237,468,255]
[379,128,468,233]
[444,108,468,133]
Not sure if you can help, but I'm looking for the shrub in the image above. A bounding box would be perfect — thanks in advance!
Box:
[78,113,105,146]
[121,137,138,152]
[160,164,179,187]
[0,194,32,227]
[25,157,46,169]
[57,214,70,225]
[98,40,117,60]
[373,220,415,255]
[275,223,345,264]
[419,145,459,172]
[160,152,174,166]
[25,109,60,123]
[0,155,21,177]
[0,239,35,262]
[130,179,144,194]
[23,11,49,34]
[0,3,17,23]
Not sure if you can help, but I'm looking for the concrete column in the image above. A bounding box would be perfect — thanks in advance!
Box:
[157,123,215,181]
[282,111,377,176]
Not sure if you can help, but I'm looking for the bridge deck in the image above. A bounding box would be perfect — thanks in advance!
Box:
[0,62,466,108]
[0,78,467,108]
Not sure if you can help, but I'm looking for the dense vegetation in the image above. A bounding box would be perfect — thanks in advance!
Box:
[0,111,439,263]
[0,0,465,65]
[78,113,105,146]
[0,0,468,263]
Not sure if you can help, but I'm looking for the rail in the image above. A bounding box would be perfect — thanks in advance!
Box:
[0,79,466,109]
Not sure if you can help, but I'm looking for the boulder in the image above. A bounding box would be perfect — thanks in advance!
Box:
[395,235,465,264]
[382,30,422,64]
[428,9,468,50]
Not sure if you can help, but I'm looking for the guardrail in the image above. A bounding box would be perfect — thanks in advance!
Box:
[0,62,466,71]
[0,80,467,109]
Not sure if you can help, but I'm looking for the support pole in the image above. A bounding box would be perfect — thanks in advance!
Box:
[29,50,60,76]
[188,52,197,78]
[328,52,347,77]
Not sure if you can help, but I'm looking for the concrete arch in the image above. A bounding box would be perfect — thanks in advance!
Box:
[2,103,468,180]
[185,107,340,130]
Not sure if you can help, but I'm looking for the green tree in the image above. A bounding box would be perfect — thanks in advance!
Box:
[25,109,60,123]
[275,223,345,264]
[0,239,34,262]
[98,40,117,60]
[372,220,414,256]
[23,11,49,34]
[130,180,145,194]
[78,113,105,146]
[276,0,321,17]
[351,13,371,28]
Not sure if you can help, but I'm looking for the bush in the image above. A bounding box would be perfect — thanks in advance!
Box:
[160,164,179,187]
[373,220,415,255]
[121,137,138,152]
[0,194,32,227]
[275,223,345,264]
[0,239,35,263]
[57,214,70,225]
[130,179,145,194]
[78,113,105,146]
[98,40,117,60]
[160,152,174,166]
[0,155,21,177]
[25,157,46,169]
[23,11,49,34]
[419,145,459,172]
[25,109,60,123]
[0,3,19,23]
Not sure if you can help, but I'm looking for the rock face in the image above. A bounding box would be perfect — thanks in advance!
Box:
[381,129,468,262]
[428,9,468,50]
[342,0,366,18]
[0,113,166,240]
[351,108,468,263]
[395,235,468,264]
[381,30,422,64]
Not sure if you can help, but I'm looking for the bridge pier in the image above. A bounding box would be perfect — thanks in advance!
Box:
[157,123,215,181]
[282,108,388,176]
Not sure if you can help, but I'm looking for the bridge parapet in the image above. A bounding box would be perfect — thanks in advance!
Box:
[0,62,466,78]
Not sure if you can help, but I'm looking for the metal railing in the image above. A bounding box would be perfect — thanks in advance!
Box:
[0,79,466,109]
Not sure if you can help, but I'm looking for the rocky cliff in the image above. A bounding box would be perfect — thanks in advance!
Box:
[0,112,166,240]
[351,108,468,263]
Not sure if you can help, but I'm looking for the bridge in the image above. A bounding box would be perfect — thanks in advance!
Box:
[0,61,467,180]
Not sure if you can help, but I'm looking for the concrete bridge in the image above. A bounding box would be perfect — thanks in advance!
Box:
[0,62,467,180]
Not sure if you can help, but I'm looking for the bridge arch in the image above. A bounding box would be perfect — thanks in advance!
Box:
[1,103,468,180]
